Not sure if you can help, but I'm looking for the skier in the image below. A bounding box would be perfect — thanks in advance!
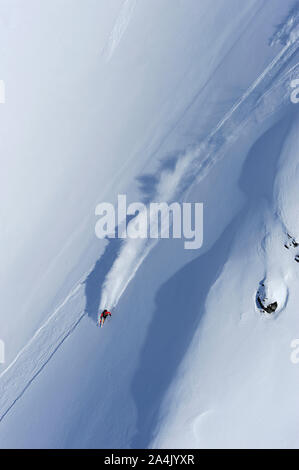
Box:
[99,309,112,327]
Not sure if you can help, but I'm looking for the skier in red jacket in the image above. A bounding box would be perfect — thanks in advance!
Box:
[99,309,111,327]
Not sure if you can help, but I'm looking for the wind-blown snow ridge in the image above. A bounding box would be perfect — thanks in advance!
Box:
[100,46,299,311]
[270,3,299,46]
[0,37,298,424]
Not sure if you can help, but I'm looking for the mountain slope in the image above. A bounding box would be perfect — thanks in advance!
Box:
[0,0,298,449]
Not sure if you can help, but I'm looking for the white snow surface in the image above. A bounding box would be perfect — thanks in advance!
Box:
[0,0,299,449]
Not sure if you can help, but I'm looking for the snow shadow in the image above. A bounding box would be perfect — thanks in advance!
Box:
[130,211,242,448]
[239,111,294,202]
[130,111,294,448]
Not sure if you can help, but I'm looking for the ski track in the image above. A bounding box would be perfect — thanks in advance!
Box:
[0,272,90,423]
[0,34,298,423]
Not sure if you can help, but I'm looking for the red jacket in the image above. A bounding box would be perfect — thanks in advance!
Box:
[100,310,111,318]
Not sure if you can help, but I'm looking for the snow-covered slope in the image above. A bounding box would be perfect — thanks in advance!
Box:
[0,0,299,449]
[153,113,299,449]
